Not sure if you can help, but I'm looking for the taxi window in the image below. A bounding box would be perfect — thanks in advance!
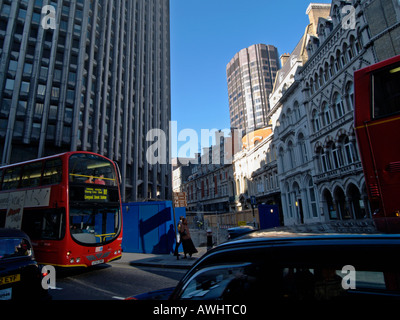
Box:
[180,263,252,300]
[0,238,32,260]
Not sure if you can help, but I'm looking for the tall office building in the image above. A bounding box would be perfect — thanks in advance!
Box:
[0,0,171,201]
[227,44,280,134]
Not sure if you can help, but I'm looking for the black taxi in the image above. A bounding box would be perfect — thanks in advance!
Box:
[0,228,48,300]
[168,230,400,300]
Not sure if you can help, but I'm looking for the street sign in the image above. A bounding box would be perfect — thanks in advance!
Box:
[173,192,187,208]
[250,196,256,206]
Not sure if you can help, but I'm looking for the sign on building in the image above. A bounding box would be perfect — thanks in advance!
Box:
[173,192,187,208]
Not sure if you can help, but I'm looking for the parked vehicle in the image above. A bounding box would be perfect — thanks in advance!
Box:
[129,230,400,300]
[227,226,255,240]
[0,228,49,300]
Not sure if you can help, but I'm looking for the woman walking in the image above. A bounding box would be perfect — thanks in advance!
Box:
[181,218,198,258]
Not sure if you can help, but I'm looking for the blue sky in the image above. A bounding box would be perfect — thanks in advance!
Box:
[170,0,332,157]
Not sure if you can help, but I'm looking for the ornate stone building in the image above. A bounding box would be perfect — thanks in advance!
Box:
[273,0,400,229]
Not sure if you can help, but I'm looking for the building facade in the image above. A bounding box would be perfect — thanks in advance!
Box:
[0,0,172,201]
[232,128,280,213]
[226,44,280,134]
[273,0,400,229]
[182,143,234,214]
[270,17,322,226]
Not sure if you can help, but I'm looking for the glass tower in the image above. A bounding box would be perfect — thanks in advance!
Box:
[0,0,172,201]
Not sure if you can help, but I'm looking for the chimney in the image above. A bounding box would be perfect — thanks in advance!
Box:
[280,53,291,66]
[306,3,331,35]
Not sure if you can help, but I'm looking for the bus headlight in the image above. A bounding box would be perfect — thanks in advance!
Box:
[70,258,75,263]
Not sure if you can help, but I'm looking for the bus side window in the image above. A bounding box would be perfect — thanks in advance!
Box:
[0,169,3,190]
[42,159,62,186]
[2,167,22,190]
[21,162,43,188]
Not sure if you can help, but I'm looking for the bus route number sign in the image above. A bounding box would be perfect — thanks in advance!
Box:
[84,188,108,202]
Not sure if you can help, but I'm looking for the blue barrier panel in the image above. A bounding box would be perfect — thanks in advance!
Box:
[122,201,186,254]
[258,204,280,230]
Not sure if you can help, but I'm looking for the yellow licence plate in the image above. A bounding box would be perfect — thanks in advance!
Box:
[0,274,21,286]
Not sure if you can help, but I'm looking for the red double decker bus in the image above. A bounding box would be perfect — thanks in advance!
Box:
[0,152,123,267]
[354,54,400,233]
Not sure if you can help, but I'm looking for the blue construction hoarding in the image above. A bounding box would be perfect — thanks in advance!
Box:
[122,201,186,254]
[258,204,280,230]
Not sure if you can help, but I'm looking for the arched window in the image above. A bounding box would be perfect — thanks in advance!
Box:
[294,101,301,120]
[355,29,363,54]
[329,56,335,77]
[308,177,318,218]
[310,78,315,95]
[345,82,354,110]
[314,72,319,91]
[334,6,341,24]
[285,182,294,219]
[278,147,285,174]
[323,62,330,82]
[288,141,296,169]
[312,109,321,132]
[335,49,342,72]
[342,43,349,66]
[281,113,286,129]
[343,136,359,164]
[348,37,356,61]
[325,141,335,170]
[316,146,325,173]
[319,68,324,87]
[334,92,345,118]
[287,108,292,125]
[298,133,308,164]
[323,102,332,125]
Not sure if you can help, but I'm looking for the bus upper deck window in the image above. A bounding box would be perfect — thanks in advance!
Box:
[373,63,400,118]
[42,159,62,186]
[2,167,21,191]
[21,162,43,188]
[69,154,117,187]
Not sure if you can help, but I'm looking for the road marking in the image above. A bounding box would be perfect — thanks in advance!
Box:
[68,277,121,298]
[112,296,125,300]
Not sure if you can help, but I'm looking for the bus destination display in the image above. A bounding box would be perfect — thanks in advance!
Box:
[84,187,108,202]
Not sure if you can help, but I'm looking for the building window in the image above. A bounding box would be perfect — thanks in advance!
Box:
[345,82,354,111]
[13,121,24,138]
[51,86,60,99]
[5,78,15,91]
[312,109,320,132]
[332,145,344,169]
[288,141,295,169]
[40,66,48,79]
[308,178,318,218]
[37,84,46,96]
[323,102,332,125]
[20,81,30,95]
[8,60,18,72]
[23,63,33,75]
[334,93,345,118]
[345,139,357,164]
[17,101,27,116]
[31,123,41,140]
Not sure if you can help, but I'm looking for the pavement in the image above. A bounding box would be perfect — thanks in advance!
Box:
[113,247,209,270]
